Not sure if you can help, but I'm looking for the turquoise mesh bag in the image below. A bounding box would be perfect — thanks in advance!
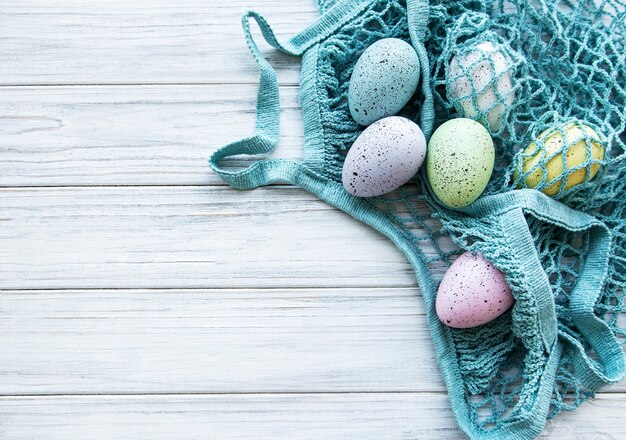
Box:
[210,0,626,438]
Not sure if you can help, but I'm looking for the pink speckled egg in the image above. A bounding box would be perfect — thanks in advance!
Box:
[436,251,514,328]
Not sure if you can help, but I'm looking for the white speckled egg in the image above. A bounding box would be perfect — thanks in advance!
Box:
[349,38,420,126]
[426,118,494,209]
[447,41,515,133]
[436,251,514,328]
[342,116,427,197]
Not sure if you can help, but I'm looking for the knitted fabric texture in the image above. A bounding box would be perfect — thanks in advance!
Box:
[210,0,626,438]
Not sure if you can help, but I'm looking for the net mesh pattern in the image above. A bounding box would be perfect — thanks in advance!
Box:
[313,0,626,434]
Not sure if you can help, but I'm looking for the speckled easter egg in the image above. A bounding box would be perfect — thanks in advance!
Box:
[342,116,427,197]
[515,122,604,196]
[426,118,494,209]
[436,251,514,328]
[447,41,515,133]
[348,38,420,126]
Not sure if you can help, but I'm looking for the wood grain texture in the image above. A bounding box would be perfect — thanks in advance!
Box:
[0,85,303,187]
[1,0,317,86]
[0,288,440,395]
[3,0,626,438]
[1,393,625,440]
[0,186,438,289]
[2,288,625,395]
[0,394,463,440]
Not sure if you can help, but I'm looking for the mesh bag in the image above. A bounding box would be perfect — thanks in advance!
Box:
[210,0,626,438]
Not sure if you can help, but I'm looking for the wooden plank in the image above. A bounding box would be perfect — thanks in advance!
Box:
[0,393,461,440]
[1,0,318,86]
[0,85,304,187]
[2,288,624,395]
[0,288,441,395]
[1,393,626,440]
[0,186,434,289]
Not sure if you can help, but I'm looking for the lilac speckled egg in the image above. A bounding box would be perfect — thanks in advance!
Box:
[348,38,420,126]
[342,116,427,197]
[436,251,514,328]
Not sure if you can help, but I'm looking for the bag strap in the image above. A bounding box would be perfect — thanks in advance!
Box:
[464,190,625,385]
[210,0,434,189]
[407,0,435,138]
[209,1,375,189]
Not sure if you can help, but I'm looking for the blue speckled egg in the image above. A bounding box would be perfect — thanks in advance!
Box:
[348,38,420,126]
[426,118,494,209]
[342,116,427,197]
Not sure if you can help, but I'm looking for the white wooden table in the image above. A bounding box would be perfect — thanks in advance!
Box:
[1,1,624,438]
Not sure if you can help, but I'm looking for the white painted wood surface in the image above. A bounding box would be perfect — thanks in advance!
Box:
[0,187,421,289]
[1,0,315,85]
[2,393,624,440]
[1,1,624,438]
[1,288,438,394]
[0,85,304,186]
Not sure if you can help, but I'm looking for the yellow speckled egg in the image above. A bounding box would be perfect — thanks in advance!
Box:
[516,122,604,196]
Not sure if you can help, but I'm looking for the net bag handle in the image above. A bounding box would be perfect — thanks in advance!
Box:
[463,189,625,387]
[209,0,434,189]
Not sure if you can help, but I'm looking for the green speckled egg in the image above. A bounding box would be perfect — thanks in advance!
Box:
[427,118,494,209]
